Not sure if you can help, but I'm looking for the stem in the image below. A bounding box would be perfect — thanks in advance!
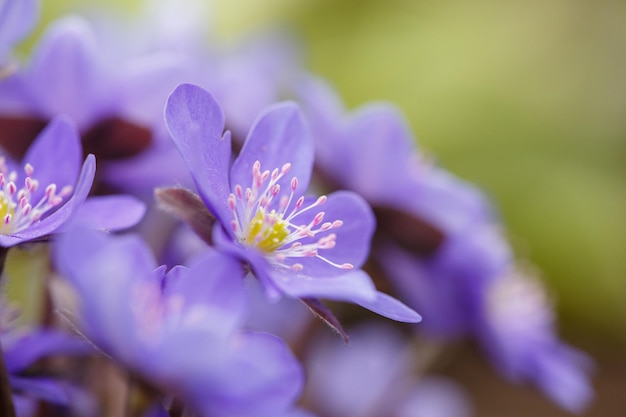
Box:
[0,344,16,417]
[0,246,15,417]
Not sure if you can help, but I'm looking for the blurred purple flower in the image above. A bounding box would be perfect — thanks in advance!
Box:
[0,15,191,194]
[296,75,494,333]
[0,116,144,247]
[0,0,39,64]
[304,323,472,417]
[0,300,92,416]
[54,226,303,417]
[4,331,92,416]
[296,76,593,411]
[164,83,420,324]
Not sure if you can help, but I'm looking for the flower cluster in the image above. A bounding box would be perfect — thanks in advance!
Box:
[0,2,592,417]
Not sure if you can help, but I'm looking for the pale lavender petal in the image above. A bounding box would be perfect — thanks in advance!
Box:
[164,249,247,336]
[164,83,232,226]
[0,0,39,53]
[22,116,81,203]
[340,104,417,196]
[54,226,157,357]
[348,291,421,323]
[116,52,192,129]
[26,16,110,128]
[66,195,146,232]
[194,332,304,417]
[102,145,193,195]
[230,102,312,202]
[534,345,593,413]
[396,378,473,417]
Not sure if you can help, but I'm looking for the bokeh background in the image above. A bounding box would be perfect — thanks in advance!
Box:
[21,0,626,415]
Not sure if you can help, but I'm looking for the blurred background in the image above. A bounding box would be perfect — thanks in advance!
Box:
[23,0,626,415]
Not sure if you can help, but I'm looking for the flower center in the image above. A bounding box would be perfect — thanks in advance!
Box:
[0,157,73,235]
[228,160,352,272]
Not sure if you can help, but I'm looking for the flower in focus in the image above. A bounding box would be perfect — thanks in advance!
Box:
[164,82,420,324]
[0,116,144,247]
[54,225,304,417]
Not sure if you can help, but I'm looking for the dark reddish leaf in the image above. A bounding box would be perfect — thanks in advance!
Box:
[0,115,48,159]
[155,187,215,246]
[373,205,444,257]
[82,117,152,160]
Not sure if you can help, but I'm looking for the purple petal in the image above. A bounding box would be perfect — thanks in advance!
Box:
[4,330,89,373]
[340,104,417,195]
[348,291,421,323]
[230,102,312,204]
[54,226,157,356]
[0,0,39,53]
[66,195,146,232]
[8,376,71,405]
[26,16,109,128]
[164,83,232,226]
[269,267,377,302]
[280,190,375,276]
[55,226,157,292]
[116,52,192,128]
[22,116,81,203]
[194,332,304,417]
[534,344,593,413]
[164,250,247,336]
[103,145,193,195]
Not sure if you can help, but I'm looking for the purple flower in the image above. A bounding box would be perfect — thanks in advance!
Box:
[0,0,39,64]
[0,15,191,194]
[54,225,304,417]
[0,116,144,247]
[0,298,92,416]
[164,83,420,323]
[296,76,593,411]
[296,75,493,332]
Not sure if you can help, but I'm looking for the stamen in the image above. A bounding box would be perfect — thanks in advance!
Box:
[228,159,350,273]
[0,160,73,235]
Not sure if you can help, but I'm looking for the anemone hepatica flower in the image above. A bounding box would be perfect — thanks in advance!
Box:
[164,83,420,324]
[0,116,144,247]
[297,76,593,410]
[54,226,303,417]
[296,76,494,331]
[0,15,191,194]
